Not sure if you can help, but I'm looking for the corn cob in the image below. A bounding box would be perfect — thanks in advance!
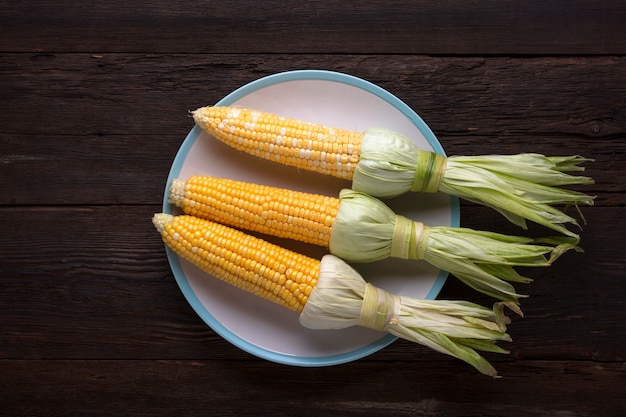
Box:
[193,106,594,239]
[169,174,340,247]
[153,213,511,377]
[168,175,579,310]
[193,106,362,180]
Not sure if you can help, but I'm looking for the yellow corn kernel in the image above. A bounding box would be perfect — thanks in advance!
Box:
[192,106,362,179]
[169,176,340,247]
[153,213,319,313]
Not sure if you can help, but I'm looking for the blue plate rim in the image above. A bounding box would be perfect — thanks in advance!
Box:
[161,69,460,366]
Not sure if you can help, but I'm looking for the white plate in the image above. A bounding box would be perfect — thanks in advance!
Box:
[162,70,459,366]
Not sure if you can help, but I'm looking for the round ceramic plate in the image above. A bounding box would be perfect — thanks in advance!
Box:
[162,70,459,366]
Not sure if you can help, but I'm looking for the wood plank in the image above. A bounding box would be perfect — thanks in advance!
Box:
[1,54,622,205]
[2,2,623,414]
[2,359,625,416]
[0,133,181,205]
[1,1,625,54]
[1,54,624,138]
[1,205,623,362]
[0,132,612,205]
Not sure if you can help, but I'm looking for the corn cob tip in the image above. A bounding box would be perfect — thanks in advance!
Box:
[168,179,186,206]
[152,213,174,233]
[191,106,209,125]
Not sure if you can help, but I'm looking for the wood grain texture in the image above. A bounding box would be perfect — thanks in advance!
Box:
[1,54,624,138]
[1,0,625,54]
[3,360,625,417]
[1,1,625,416]
[0,54,622,205]
[1,206,622,361]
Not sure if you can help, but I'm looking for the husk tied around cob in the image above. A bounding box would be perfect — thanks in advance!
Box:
[169,175,581,314]
[192,106,595,240]
[153,213,512,377]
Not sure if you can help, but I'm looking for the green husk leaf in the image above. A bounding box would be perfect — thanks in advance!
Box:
[301,255,513,377]
[352,128,424,198]
[329,190,578,306]
[329,189,398,263]
[352,128,595,238]
[448,154,594,186]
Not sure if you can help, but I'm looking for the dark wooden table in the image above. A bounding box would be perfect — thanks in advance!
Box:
[2,2,625,416]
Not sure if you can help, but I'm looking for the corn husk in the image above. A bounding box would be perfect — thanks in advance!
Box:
[352,128,594,239]
[329,189,579,309]
[154,213,511,377]
[300,254,512,378]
